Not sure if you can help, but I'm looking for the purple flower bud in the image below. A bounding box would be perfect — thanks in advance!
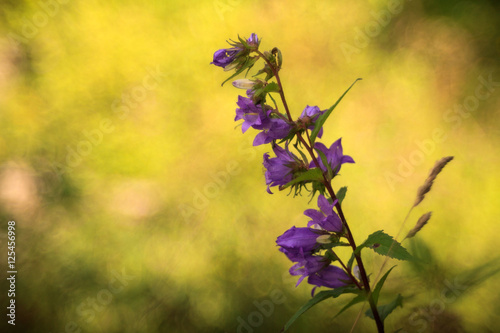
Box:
[211,48,239,68]
[232,79,257,89]
[247,33,259,47]
[299,105,326,138]
[211,33,259,69]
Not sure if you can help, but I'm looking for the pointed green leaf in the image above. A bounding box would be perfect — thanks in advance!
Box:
[336,187,347,205]
[347,252,356,271]
[365,294,403,322]
[372,266,396,305]
[280,168,323,190]
[356,230,413,261]
[310,78,362,143]
[333,293,366,319]
[283,287,359,331]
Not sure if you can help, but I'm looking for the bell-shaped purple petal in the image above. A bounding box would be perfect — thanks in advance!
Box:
[304,209,324,226]
[235,95,268,133]
[252,118,292,146]
[299,105,326,138]
[320,215,342,232]
[300,105,322,118]
[211,48,239,68]
[263,145,303,193]
[279,247,307,262]
[317,195,334,215]
[309,138,355,175]
[290,255,330,287]
[305,195,342,232]
[276,226,322,252]
[308,265,350,289]
[253,131,271,146]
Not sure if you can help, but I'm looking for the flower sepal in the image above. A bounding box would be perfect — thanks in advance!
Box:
[221,56,259,86]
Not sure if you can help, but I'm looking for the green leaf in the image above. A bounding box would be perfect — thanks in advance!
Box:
[336,187,347,205]
[262,82,280,93]
[372,266,397,305]
[310,78,362,143]
[365,294,403,322]
[356,230,413,261]
[333,293,366,319]
[254,64,274,81]
[347,252,356,271]
[283,287,359,331]
[280,168,323,190]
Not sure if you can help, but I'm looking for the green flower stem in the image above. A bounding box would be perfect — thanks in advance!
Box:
[255,50,293,122]
[257,51,385,332]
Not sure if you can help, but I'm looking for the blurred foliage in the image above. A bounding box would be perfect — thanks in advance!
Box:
[0,0,499,332]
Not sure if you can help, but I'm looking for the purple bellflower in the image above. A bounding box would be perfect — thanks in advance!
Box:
[310,138,355,175]
[304,195,343,232]
[276,226,324,253]
[253,118,292,146]
[308,265,351,295]
[289,254,330,286]
[279,247,309,262]
[263,144,308,194]
[234,95,269,133]
[234,94,292,146]
[298,105,325,138]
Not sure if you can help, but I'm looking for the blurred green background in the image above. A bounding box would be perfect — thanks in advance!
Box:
[0,0,499,332]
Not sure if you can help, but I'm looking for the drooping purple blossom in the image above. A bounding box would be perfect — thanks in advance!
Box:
[276,226,323,252]
[279,247,308,262]
[304,195,343,232]
[263,145,297,194]
[234,93,292,145]
[299,105,325,138]
[308,265,351,295]
[253,118,292,146]
[289,253,330,286]
[310,138,355,175]
[234,95,269,133]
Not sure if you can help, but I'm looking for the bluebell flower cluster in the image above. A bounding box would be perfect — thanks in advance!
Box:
[212,33,356,294]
